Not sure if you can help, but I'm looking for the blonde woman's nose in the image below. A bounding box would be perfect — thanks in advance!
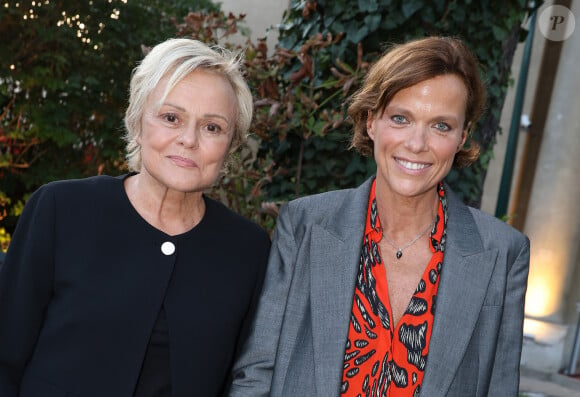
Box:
[177,124,199,148]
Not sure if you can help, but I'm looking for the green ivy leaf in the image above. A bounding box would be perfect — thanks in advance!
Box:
[492,25,508,41]
[364,14,382,32]
[401,0,423,18]
[348,25,369,43]
[357,0,379,13]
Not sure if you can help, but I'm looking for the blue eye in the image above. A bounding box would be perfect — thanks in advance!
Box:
[392,115,407,124]
[434,122,451,132]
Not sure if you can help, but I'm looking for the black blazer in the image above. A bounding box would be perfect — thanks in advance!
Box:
[0,175,270,397]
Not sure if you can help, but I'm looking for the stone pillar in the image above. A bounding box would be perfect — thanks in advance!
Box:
[521,2,580,372]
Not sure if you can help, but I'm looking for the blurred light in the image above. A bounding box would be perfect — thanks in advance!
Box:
[525,280,553,317]
[525,248,561,317]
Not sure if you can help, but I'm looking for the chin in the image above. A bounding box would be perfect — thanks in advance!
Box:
[390,181,433,197]
[158,179,205,194]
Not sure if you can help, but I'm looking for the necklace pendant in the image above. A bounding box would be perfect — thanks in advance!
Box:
[396,249,403,259]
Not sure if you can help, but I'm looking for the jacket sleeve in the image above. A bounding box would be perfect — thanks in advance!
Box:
[0,186,56,396]
[488,235,530,395]
[227,204,297,397]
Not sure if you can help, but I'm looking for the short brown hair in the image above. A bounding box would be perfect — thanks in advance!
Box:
[349,36,486,168]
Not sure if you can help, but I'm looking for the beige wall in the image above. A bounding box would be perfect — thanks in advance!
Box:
[217,0,288,52]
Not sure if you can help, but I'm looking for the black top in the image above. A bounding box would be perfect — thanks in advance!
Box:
[134,306,172,396]
[0,174,271,397]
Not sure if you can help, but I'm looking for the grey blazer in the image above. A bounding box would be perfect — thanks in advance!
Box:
[229,177,530,397]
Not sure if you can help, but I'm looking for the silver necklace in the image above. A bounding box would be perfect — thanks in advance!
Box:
[382,220,435,260]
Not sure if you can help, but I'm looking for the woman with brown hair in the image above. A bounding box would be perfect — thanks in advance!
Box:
[229,36,530,397]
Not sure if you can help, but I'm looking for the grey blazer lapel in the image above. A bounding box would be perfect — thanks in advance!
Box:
[309,178,373,396]
[420,188,499,396]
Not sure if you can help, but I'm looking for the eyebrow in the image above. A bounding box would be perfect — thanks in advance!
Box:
[384,105,460,122]
[160,102,232,125]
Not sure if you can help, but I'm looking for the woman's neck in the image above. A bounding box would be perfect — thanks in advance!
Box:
[124,174,206,236]
[374,184,439,238]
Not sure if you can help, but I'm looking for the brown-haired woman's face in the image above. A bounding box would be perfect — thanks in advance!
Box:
[367,74,468,199]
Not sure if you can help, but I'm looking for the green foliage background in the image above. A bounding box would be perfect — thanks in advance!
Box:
[0,0,537,247]
[0,0,217,242]
[257,0,534,208]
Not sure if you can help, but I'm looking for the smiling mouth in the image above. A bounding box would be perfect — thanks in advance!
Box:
[396,158,430,170]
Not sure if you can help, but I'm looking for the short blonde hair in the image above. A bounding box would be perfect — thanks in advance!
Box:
[349,36,486,168]
[123,38,253,172]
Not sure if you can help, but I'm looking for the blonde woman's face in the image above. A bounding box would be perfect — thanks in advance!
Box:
[367,74,468,200]
[137,69,237,194]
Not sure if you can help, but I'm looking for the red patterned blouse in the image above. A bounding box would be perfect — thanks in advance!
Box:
[341,179,447,397]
